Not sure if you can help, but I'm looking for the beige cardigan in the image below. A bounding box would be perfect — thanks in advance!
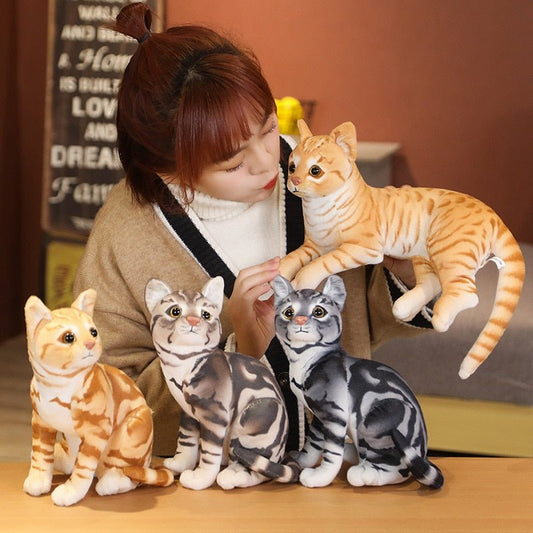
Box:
[74,179,426,455]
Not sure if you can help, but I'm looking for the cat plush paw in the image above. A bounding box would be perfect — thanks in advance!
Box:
[179,467,217,490]
[217,464,266,489]
[163,452,197,474]
[95,468,137,496]
[299,466,338,488]
[23,471,52,497]
[51,482,85,507]
[347,462,407,487]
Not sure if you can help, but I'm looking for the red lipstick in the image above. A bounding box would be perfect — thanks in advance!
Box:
[263,174,278,190]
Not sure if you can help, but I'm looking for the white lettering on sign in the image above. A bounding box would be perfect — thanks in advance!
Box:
[50,145,121,169]
[77,5,121,22]
[61,24,95,41]
[84,122,117,142]
[76,46,131,73]
[71,96,117,119]
[49,176,114,206]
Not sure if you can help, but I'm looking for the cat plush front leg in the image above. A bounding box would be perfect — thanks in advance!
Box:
[164,412,200,474]
[296,416,345,488]
[51,437,102,506]
[53,433,80,475]
[178,423,225,490]
[292,244,382,289]
[23,411,57,497]
[279,241,320,282]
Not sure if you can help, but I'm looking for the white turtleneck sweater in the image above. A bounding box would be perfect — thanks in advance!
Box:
[166,166,287,276]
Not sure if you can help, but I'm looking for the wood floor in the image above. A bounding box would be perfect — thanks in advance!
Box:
[0,335,32,461]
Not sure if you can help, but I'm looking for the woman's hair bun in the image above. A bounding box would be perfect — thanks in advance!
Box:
[106,2,153,44]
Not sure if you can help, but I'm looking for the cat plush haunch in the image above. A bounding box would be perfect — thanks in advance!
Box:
[144,276,299,490]
[23,290,174,507]
[272,274,444,490]
[279,119,525,379]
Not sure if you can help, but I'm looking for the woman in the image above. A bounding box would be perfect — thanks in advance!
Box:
[74,2,430,456]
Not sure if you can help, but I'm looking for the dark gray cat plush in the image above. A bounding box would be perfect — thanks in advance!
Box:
[272,274,443,489]
[145,276,296,490]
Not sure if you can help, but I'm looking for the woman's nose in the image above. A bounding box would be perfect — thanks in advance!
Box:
[248,139,273,175]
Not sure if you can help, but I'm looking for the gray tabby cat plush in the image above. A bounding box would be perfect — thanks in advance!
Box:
[145,276,297,490]
[272,274,444,489]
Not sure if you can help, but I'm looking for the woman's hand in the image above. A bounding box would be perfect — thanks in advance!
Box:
[228,257,280,359]
[382,256,416,288]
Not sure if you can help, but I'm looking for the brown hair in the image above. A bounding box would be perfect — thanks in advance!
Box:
[107,2,275,208]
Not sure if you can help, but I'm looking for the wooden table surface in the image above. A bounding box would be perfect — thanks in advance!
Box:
[1,458,531,532]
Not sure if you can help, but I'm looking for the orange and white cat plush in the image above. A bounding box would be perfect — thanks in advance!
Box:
[23,290,174,506]
[279,120,525,379]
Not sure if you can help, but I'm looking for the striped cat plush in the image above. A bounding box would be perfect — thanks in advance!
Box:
[23,290,173,506]
[145,276,297,490]
[279,120,525,379]
[272,274,444,489]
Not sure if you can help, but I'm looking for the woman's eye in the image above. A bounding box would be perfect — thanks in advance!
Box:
[282,307,294,320]
[225,161,244,173]
[62,331,75,344]
[167,305,181,318]
[263,120,277,135]
[201,310,211,320]
[312,306,327,318]
[309,165,324,178]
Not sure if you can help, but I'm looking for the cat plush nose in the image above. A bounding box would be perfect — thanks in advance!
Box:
[186,316,200,326]
[84,341,95,350]
[290,177,302,186]
[294,316,308,325]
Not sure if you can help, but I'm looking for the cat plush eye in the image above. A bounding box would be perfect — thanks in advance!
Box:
[202,310,212,320]
[312,306,327,318]
[309,165,324,178]
[62,331,75,344]
[90,328,98,338]
[288,162,296,174]
[282,307,295,320]
[167,305,182,318]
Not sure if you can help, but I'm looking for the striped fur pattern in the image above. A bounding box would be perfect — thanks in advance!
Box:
[23,290,173,507]
[279,120,525,378]
[145,276,296,490]
[272,274,444,489]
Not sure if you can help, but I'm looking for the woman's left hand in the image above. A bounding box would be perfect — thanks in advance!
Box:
[228,257,280,359]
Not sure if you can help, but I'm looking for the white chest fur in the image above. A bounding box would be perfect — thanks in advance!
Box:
[32,370,88,435]
[287,347,325,409]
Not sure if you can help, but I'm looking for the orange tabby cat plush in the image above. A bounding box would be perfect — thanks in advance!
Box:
[279,120,525,379]
[23,290,174,506]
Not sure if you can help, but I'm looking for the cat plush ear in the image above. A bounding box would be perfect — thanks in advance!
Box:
[72,289,97,317]
[322,275,347,311]
[271,275,294,306]
[202,276,224,313]
[297,119,313,141]
[24,295,52,340]
[145,278,173,314]
[330,122,357,161]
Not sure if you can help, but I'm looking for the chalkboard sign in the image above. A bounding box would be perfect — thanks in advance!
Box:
[42,0,164,238]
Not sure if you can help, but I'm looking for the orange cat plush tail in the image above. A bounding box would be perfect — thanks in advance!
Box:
[23,290,174,506]
[279,120,525,378]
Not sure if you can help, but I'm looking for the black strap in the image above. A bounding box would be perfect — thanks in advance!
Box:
[159,137,304,450]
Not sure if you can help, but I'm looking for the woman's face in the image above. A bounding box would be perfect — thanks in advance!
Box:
[195,112,281,203]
